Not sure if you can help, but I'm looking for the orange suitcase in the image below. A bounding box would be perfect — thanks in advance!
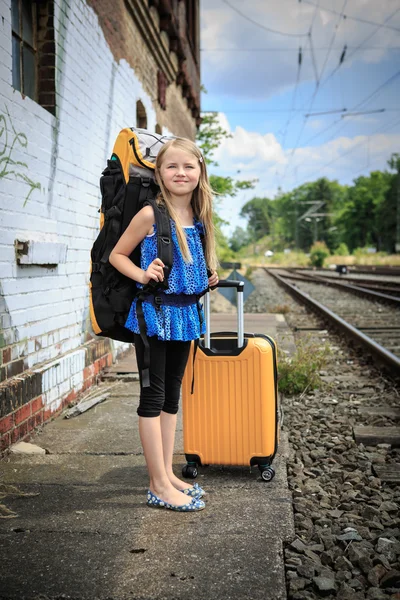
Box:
[181,280,279,482]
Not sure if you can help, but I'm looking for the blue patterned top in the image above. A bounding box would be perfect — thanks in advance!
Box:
[124,218,208,341]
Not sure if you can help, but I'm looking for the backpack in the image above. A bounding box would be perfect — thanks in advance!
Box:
[89,127,175,345]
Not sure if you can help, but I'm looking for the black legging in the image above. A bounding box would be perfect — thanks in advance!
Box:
[133,334,191,417]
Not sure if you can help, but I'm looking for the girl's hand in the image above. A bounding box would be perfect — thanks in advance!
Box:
[208,270,219,288]
[142,258,165,284]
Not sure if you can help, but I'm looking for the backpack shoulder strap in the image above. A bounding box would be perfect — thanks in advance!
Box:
[135,200,173,387]
[198,222,212,279]
[145,199,173,281]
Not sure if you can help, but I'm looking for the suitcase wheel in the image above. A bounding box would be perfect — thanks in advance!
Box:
[182,464,198,479]
[260,466,275,482]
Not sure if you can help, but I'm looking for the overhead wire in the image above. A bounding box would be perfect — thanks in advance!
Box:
[309,30,320,86]
[284,0,348,173]
[285,68,400,182]
[293,114,400,183]
[320,6,400,90]
[281,45,304,149]
[303,69,400,151]
[221,0,309,37]
[278,0,321,187]
[317,0,348,83]
[298,0,400,32]
[200,46,400,52]
[281,5,400,185]
[203,108,398,114]
[214,1,400,189]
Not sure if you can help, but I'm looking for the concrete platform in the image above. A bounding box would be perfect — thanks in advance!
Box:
[0,314,296,600]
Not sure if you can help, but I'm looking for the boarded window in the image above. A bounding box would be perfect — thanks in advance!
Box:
[136,100,147,129]
[157,70,167,110]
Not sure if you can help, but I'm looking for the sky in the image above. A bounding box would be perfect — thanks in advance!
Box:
[199,0,400,236]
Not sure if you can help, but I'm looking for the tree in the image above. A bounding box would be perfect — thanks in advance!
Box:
[196,112,257,259]
[229,226,251,252]
[240,197,275,240]
[339,170,391,251]
[376,154,400,253]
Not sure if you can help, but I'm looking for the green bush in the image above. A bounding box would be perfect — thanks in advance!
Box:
[278,337,331,395]
[334,242,350,256]
[309,241,330,268]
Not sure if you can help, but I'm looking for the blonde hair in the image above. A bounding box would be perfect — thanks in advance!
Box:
[155,137,218,272]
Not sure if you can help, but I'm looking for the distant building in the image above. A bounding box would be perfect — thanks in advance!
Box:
[0,0,201,451]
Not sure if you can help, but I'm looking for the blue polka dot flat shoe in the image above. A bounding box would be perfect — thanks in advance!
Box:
[180,482,206,499]
[146,490,205,512]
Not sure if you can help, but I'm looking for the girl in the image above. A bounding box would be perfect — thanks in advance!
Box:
[109,137,218,512]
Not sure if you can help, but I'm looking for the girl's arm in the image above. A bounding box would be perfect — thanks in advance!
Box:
[109,205,164,285]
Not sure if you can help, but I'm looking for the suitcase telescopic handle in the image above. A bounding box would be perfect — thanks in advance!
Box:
[203,280,244,349]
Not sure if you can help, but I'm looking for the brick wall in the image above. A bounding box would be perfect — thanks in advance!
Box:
[0,0,199,452]
[0,338,113,452]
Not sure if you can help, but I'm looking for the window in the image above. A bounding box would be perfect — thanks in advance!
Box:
[11,0,56,115]
[136,100,147,129]
[12,0,37,99]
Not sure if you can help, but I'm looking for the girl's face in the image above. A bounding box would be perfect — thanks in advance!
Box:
[158,147,201,198]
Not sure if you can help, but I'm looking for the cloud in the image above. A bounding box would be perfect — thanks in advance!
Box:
[210,112,400,233]
[207,114,286,173]
[286,131,400,182]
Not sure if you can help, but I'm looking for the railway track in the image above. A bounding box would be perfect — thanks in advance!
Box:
[266,269,400,374]
[245,268,400,598]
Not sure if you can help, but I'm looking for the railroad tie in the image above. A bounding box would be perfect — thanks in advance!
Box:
[353,425,400,447]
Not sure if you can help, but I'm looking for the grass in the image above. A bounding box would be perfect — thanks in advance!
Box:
[278,335,332,396]
[230,238,400,268]
[326,253,400,266]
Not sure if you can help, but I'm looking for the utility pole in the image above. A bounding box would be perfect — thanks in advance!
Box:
[298,201,331,245]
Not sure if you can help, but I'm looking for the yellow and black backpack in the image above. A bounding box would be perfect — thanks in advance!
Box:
[89,127,175,345]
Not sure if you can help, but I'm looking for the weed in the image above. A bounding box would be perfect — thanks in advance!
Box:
[0,483,39,519]
[278,336,332,396]
[269,304,290,314]
[244,265,254,280]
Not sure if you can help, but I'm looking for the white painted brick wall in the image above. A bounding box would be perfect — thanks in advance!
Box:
[0,0,170,374]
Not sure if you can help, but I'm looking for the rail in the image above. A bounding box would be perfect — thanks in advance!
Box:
[267,269,400,374]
